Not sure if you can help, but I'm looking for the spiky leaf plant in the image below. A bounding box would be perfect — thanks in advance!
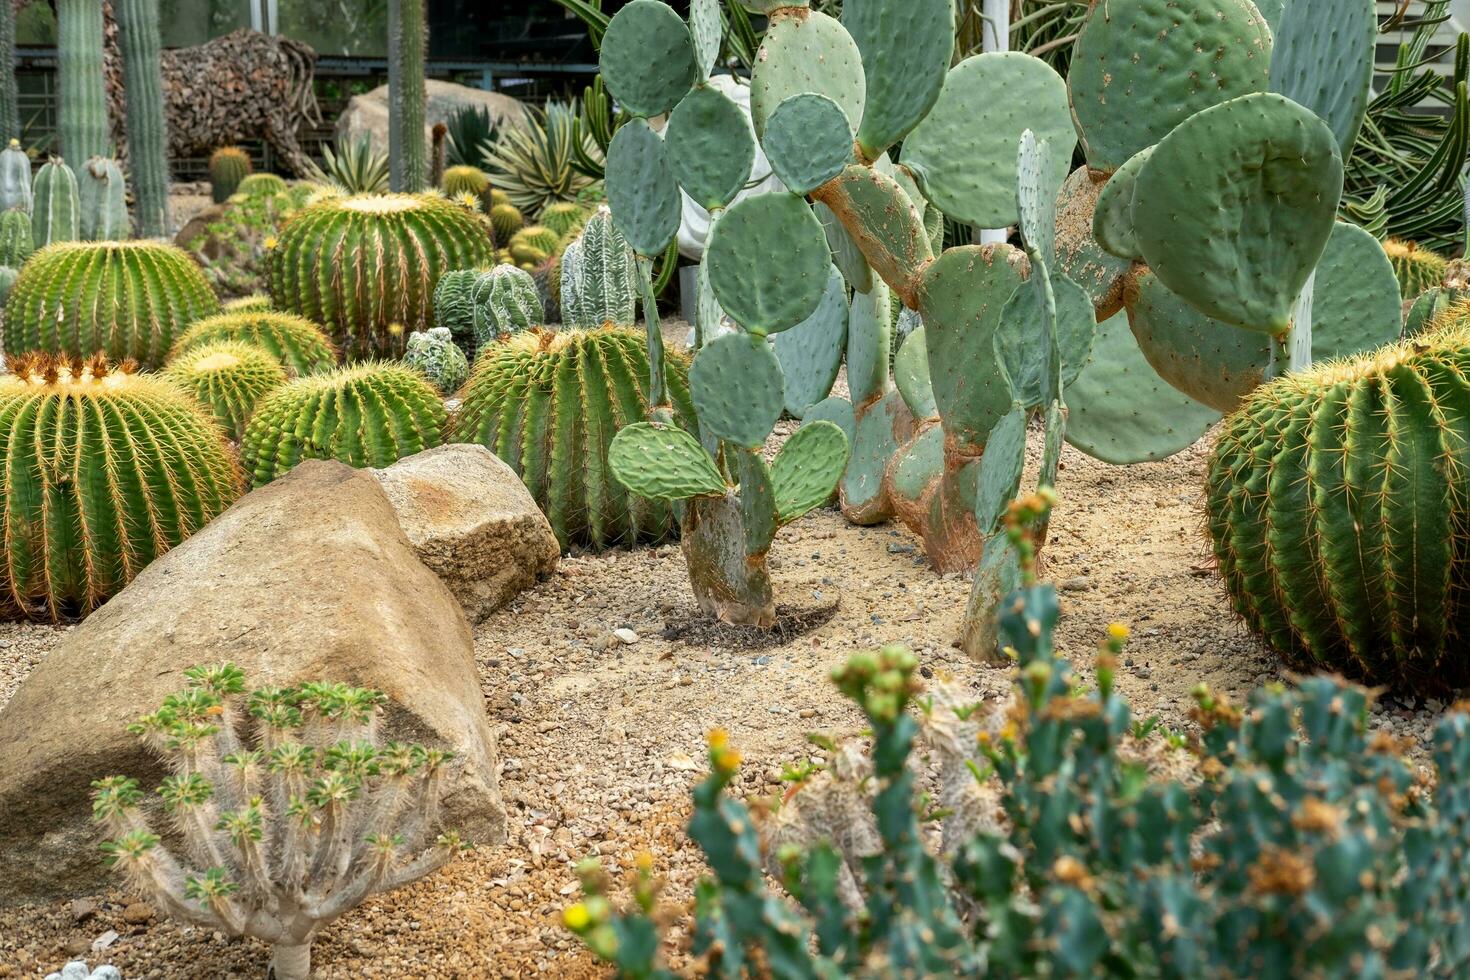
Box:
[304,132,390,195]
[445,104,497,169]
[403,326,469,393]
[481,100,598,217]
[92,666,466,980]
[208,146,251,203]
[1384,238,1449,299]
[242,362,446,486]
[266,193,495,360]
[4,241,220,368]
[448,327,695,549]
[171,310,337,377]
[0,353,242,619]
[1206,325,1470,693]
[164,340,288,440]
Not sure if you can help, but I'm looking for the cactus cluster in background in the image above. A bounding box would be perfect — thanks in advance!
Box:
[242,362,446,486]
[402,326,469,393]
[569,495,1470,976]
[183,178,315,299]
[209,147,252,204]
[433,264,540,352]
[235,173,288,198]
[489,201,524,244]
[5,241,219,368]
[171,309,337,377]
[0,353,241,620]
[163,340,288,441]
[266,192,495,360]
[0,139,31,213]
[92,665,466,980]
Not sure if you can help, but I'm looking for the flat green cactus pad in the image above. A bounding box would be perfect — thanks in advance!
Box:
[842,388,911,523]
[772,264,849,416]
[750,9,865,141]
[1269,0,1376,154]
[606,120,682,257]
[888,422,944,510]
[771,420,850,523]
[1068,0,1272,173]
[815,164,931,302]
[974,407,1027,536]
[917,244,1028,452]
[902,53,1073,228]
[841,0,954,160]
[893,325,936,419]
[1311,220,1402,361]
[1132,93,1342,336]
[817,201,872,292]
[1092,146,1152,261]
[1016,129,1060,260]
[689,0,721,79]
[1066,311,1221,464]
[846,279,891,406]
[609,422,727,500]
[1124,266,1271,414]
[599,0,697,118]
[801,395,855,446]
[737,450,778,556]
[994,270,1096,410]
[706,191,832,335]
[665,84,756,211]
[1054,166,1134,320]
[762,93,853,196]
[690,331,785,448]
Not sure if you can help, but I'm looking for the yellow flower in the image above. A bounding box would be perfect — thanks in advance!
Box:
[388,322,404,337]
[635,851,654,873]
[1107,622,1130,642]
[707,728,729,751]
[563,902,591,930]
[263,235,278,250]
[999,720,1019,742]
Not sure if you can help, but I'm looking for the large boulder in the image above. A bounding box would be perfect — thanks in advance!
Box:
[335,80,529,161]
[373,444,559,623]
[0,461,505,906]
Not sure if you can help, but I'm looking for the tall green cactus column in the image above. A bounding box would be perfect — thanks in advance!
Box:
[0,0,18,142]
[56,0,109,165]
[115,0,171,238]
[387,0,429,192]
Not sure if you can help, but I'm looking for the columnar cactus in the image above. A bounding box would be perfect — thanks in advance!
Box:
[31,157,80,246]
[92,665,466,980]
[209,146,252,204]
[163,340,288,441]
[450,327,697,550]
[78,156,128,240]
[0,139,31,213]
[171,310,337,377]
[0,0,17,143]
[115,0,171,238]
[56,0,109,165]
[266,192,495,359]
[242,363,446,485]
[402,326,469,393]
[560,206,638,330]
[387,0,429,192]
[0,353,242,619]
[5,241,219,368]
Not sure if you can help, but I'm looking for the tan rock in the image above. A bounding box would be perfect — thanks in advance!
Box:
[335,80,529,162]
[0,461,504,906]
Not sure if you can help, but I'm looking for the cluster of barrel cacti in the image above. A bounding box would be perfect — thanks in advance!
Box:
[568,498,1470,976]
[92,665,466,980]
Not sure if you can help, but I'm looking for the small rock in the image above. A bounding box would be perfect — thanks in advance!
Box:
[122,901,154,924]
[1060,576,1092,592]
[70,898,97,922]
[613,628,639,645]
[666,751,698,771]
[90,930,118,952]
[798,709,817,719]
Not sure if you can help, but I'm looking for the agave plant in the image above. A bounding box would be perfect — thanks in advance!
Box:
[481,100,599,218]
[445,104,497,170]
[305,133,390,195]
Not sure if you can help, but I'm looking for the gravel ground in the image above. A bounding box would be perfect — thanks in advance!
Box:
[0,376,1454,976]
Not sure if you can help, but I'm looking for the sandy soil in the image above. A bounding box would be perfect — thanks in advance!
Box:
[0,417,1452,978]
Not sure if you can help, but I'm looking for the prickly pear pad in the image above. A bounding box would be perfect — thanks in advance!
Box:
[690,332,785,449]
[841,0,953,160]
[750,9,865,141]
[762,93,853,196]
[665,84,756,211]
[605,120,682,257]
[705,192,831,335]
[599,0,697,118]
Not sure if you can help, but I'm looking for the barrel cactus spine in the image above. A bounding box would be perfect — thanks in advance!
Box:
[78,156,128,240]
[5,241,219,368]
[388,0,429,192]
[450,327,697,550]
[31,157,80,246]
[266,192,495,360]
[170,310,337,377]
[1384,238,1448,299]
[403,325,469,393]
[0,138,31,213]
[209,146,252,203]
[0,352,242,619]
[115,0,171,238]
[242,362,446,486]
[163,339,288,441]
[55,0,109,166]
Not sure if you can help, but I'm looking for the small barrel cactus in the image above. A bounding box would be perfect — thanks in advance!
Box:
[220,293,273,314]
[208,145,251,203]
[266,192,495,360]
[78,156,128,240]
[163,339,288,440]
[449,327,696,549]
[507,224,561,266]
[441,164,489,198]
[431,267,483,341]
[1206,325,1470,692]
[234,172,287,198]
[539,200,587,239]
[1385,238,1448,299]
[170,310,337,377]
[403,326,469,393]
[5,241,219,368]
[0,352,242,619]
[242,362,446,485]
[489,201,523,243]
[31,156,80,247]
[92,664,467,980]
[0,205,32,265]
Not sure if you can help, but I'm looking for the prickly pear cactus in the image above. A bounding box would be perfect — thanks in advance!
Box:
[403,326,469,393]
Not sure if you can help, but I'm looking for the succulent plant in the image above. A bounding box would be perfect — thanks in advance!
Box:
[172,310,337,377]
[31,157,80,247]
[481,100,598,217]
[221,294,273,314]
[1385,237,1449,299]
[0,1,16,144]
[163,340,288,441]
[0,352,242,619]
[0,205,32,266]
[115,0,171,237]
[78,156,128,241]
[56,0,109,165]
[507,224,562,266]
[5,241,219,368]
[0,139,31,214]
[209,146,252,204]
[539,201,587,239]
[489,202,524,243]
[450,327,696,550]
[305,132,390,195]
[266,192,495,360]
[402,326,469,393]
[45,962,121,980]
[388,0,428,192]
[1206,323,1470,693]
[242,362,446,485]
[560,205,638,330]
[92,664,466,980]
[441,164,489,198]
[235,173,288,198]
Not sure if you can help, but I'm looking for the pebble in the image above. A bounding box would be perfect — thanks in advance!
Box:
[122,902,154,924]
[613,628,639,645]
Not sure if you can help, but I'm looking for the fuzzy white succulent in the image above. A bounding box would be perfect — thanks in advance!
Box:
[91,664,468,980]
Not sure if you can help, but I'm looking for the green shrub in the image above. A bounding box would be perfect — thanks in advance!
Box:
[183,180,316,299]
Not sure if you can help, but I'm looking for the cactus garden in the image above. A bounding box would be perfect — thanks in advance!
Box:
[3,0,1470,976]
